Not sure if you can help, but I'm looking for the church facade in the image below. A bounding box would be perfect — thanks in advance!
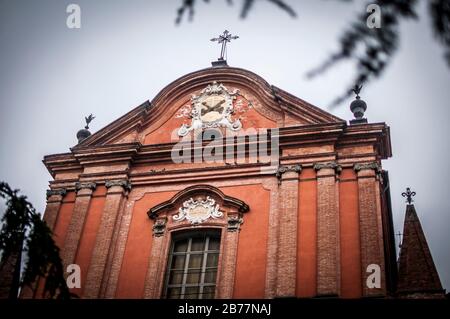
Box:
[39,64,401,299]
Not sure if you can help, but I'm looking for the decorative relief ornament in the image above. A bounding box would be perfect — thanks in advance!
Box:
[75,182,97,192]
[152,218,167,237]
[227,215,244,232]
[105,180,131,191]
[177,82,243,136]
[173,196,224,224]
[353,162,381,173]
[46,188,67,199]
[276,164,302,178]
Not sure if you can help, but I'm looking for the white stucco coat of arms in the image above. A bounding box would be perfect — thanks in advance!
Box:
[173,196,224,224]
[177,81,243,137]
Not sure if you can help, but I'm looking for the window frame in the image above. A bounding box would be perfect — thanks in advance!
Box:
[163,229,221,299]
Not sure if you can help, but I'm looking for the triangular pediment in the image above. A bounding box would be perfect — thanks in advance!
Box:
[75,66,344,148]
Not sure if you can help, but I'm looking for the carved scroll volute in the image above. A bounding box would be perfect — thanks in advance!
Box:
[227,213,244,232]
[152,217,168,237]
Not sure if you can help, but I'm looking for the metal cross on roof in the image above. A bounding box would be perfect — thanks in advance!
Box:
[210,30,239,61]
[401,187,416,204]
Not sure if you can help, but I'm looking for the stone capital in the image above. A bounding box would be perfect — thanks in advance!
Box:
[75,182,97,193]
[105,180,131,191]
[353,162,381,173]
[227,215,244,232]
[275,164,302,183]
[313,162,342,174]
[46,188,67,200]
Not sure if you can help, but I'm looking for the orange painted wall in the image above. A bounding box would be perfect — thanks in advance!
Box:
[144,112,188,145]
[73,186,106,297]
[297,168,317,297]
[53,191,76,249]
[223,184,269,298]
[339,169,362,298]
[35,192,75,298]
[115,190,176,298]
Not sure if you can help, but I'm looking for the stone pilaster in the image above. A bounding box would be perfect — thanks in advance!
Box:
[44,188,67,231]
[84,180,131,298]
[354,163,386,296]
[62,182,96,268]
[275,164,301,297]
[314,162,341,296]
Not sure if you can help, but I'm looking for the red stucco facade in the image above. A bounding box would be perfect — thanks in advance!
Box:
[37,66,395,299]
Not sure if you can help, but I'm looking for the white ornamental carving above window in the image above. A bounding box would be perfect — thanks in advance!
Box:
[177,81,243,137]
[173,196,224,224]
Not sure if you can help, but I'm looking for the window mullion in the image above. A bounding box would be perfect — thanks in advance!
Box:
[199,236,209,299]
[181,238,192,299]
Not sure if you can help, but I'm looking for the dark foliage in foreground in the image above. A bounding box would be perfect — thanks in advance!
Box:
[0,182,71,299]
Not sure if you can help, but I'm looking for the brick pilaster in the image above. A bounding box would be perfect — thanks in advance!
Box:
[314,162,341,296]
[264,179,279,298]
[43,189,67,230]
[143,217,168,298]
[103,200,136,298]
[354,163,386,297]
[62,182,96,268]
[217,214,243,298]
[275,164,301,297]
[83,180,130,298]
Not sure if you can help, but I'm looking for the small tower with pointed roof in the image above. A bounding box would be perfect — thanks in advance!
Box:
[396,188,445,298]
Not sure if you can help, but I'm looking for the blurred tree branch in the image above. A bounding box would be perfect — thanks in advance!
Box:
[175,0,450,108]
[307,0,419,107]
[175,0,296,25]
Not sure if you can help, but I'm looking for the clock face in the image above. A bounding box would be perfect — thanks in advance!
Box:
[199,94,226,122]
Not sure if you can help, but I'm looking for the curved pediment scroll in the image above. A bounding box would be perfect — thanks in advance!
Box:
[147,184,249,221]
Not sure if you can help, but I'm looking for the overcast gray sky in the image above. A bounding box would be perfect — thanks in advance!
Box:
[1,0,449,291]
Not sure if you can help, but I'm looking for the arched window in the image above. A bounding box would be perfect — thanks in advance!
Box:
[146,185,249,299]
[163,229,221,299]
